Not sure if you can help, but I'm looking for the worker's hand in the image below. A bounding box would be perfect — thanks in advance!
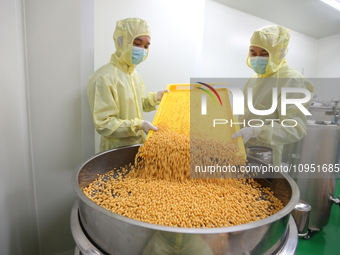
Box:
[141,120,158,134]
[156,89,170,101]
[232,127,255,144]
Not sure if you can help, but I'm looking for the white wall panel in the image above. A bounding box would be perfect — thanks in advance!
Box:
[315,33,340,78]
[201,0,318,79]
[23,0,94,254]
[0,0,39,254]
[287,30,317,77]
[314,34,340,101]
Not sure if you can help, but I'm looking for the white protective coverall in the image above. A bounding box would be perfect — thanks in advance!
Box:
[240,25,314,165]
[87,18,159,151]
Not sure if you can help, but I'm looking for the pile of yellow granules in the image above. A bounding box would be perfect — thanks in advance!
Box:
[82,125,284,228]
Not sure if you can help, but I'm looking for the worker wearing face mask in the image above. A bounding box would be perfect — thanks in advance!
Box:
[87,18,168,152]
[232,25,314,166]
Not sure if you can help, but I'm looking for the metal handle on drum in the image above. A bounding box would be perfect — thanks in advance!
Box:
[330,195,340,206]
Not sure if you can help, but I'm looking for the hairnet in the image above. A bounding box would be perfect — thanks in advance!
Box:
[113,18,151,55]
[247,25,290,77]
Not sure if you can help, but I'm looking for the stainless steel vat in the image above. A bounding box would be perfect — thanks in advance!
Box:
[71,201,299,255]
[72,145,299,255]
[282,118,340,230]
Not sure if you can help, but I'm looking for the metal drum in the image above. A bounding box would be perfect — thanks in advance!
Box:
[71,145,299,255]
[71,201,299,255]
[282,103,340,231]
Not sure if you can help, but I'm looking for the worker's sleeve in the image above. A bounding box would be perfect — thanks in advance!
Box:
[134,72,159,112]
[88,75,142,139]
[253,78,314,146]
[141,92,159,112]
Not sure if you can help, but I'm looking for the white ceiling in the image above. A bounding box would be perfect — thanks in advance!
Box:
[213,0,340,39]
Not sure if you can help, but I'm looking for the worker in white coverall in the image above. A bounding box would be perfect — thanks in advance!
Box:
[87,18,168,152]
[232,25,314,166]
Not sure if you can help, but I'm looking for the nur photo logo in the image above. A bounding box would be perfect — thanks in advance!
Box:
[195,81,312,128]
[196,82,223,115]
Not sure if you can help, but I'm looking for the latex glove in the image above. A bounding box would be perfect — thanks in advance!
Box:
[141,120,158,134]
[232,127,255,144]
[156,89,170,101]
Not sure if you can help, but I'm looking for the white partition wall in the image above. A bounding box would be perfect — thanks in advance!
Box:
[1,0,94,254]
[315,33,340,78]
[0,0,39,254]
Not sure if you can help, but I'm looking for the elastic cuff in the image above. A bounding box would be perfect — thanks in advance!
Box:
[134,118,143,131]
[149,92,159,106]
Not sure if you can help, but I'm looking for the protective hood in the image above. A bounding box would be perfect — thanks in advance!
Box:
[111,18,151,74]
[247,25,290,78]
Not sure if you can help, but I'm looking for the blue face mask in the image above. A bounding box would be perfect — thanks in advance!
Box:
[132,46,147,65]
[250,57,269,74]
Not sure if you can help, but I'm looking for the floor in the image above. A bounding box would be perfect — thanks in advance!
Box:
[296,179,340,255]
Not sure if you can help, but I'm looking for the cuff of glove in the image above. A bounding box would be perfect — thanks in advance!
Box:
[150,92,160,105]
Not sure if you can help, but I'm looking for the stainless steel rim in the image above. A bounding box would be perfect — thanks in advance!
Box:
[71,200,298,255]
[70,200,104,255]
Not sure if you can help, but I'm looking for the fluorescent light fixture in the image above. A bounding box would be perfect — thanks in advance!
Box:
[321,0,340,11]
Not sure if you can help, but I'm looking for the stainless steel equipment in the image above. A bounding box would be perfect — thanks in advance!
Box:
[324,99,340,125]
[71,145,300,255]
[282,99,340,233]
[71,201,299,255]
[308,96,340,124]
[246,146,273,164]
[291,200,311,239]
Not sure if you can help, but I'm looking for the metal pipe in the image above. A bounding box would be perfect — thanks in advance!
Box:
[330,195,340,206]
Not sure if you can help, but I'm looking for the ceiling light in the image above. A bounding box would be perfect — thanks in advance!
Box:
[321,0,340,11]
